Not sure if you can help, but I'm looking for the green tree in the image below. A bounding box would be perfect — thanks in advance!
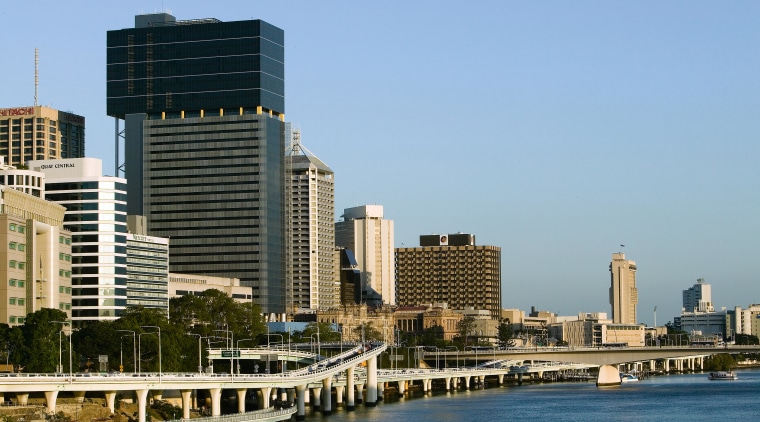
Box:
[20,308,69,373]
[419,325,446,348]
[704,353,735,371]
[456,316,477,346]
[735,333,759,345]
[497,320,516,349]
[302,322,341,343]
[0,323,24,371]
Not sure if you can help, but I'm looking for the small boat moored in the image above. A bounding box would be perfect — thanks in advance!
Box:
[620,372,639,383]
[708,371,737,380]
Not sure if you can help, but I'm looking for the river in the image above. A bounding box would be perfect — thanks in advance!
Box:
[301,368,760,421]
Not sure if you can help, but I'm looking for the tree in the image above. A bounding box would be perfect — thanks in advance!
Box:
[704,353,735,371]
[497,320,516,349]
[20,308,69,373]
[419,325,446,348]
[456,316,477,346]
[351,323,383,342]
[301,322,341,343]
[735,333,759,345]
[0,323,24,371]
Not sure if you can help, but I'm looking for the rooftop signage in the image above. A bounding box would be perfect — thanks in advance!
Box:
[0,107,34,116]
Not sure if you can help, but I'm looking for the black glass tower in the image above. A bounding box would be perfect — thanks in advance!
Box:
[107,13,288,315]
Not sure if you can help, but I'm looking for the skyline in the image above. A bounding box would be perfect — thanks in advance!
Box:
[2,1,759,326]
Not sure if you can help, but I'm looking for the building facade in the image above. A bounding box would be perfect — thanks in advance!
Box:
[0,186,71,325]
[683,278,713,313]
[335,205,395,305]
[396,234,502,320]
[169,273,252,304]
[609,252,638,324]
[288,134,335,312]
[29,158,128,326]
[107,13,289,316]
[126,233,169,311]
[0,106,85,166]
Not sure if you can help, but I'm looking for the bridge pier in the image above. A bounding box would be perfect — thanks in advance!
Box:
[311,387,322,410]
[44,391,58,414]
[377,382,384,400]
[596,365,621,387]
[335,385,344,406]
[346,366,355,410]
[180,390,192,419]
[104,391,117,414]
[517,373,523,385]
[295,385,306,421]
[236,388,246,413]
[354,383,364,405]
[287,388,295,406]
[136,389,149,422]
[366,355,378,406]
[209,388,222,416]
[257,387,271,409]
[397,380,405,395]
[73,391,85,403]
[322,377,333,415]
[445,377,451,390]
[151,390,163,401]
[464,376,471,389]
[497,374,504,385]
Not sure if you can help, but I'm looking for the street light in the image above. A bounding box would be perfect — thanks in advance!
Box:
[141,326,161,378]
[137,332,155,375]
[444,346,459,369]
[236,338,254,375]
[215,328,234,374]
[117,330,136,374]
[53,321,72,376]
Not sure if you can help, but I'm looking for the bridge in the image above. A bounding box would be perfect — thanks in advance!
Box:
[1,343,757,421]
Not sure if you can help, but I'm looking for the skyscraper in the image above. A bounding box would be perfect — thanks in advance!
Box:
[609,252,638,324]
[288,131,336,311]
[335,205,395,305]
[29,158,127,326]
[683,278,713,313]
[0,106,85,166]
[396,233,502,320]
[107,13,289,315]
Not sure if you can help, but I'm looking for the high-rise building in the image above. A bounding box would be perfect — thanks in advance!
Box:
[288,132,335,311]
[335,205,395,305]
[0,106,85,166]
[0,184,72,325]
[395,233,502,320]
[29,158,128,326]
[107,13,289,315]
[126,233,169,311]
[609,252,638,324]
[683,278,713,313]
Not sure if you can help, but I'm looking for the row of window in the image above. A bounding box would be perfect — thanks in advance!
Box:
[59,269,72,278]
[9,223,26,233]
[8,279,25,287]
[59,253,72,261]
[8,297,25,306]
[9,261,25,269]
[59,286,72,294]
[59,236,72,245]
[58,303,72,311]
[9,242,26,251]
[8,316,26,324]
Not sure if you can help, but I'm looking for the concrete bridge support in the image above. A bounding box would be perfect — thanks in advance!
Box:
[180,390,192,419]
[73,391,85,403]
[366,355,378,406]
[464,376,471,389]
[104,391,117,414]
[445,377,451,390]
[136,389,149,422]
[596,365,622,387]
[257,387,271,410]
[346,366,355,410]
[236,389,246,413]
[497,374,504,385]
[295,385,307,421]
[209,388,222,416]
[517,373,524,385]
[44,391,58,414]
[377,382,384,400]
[311,387,322,410]
[397,380,405,395]
[287,388,295,406]
[151,390,163,401]
[664,359,671,372]
[322,377,333,415]
[354,383,364,405]
[335,386,344,406]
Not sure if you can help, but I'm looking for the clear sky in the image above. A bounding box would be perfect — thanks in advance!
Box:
[2,1,759,327]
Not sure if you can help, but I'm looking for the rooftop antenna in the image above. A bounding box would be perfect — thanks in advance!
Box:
[34,48,39,106]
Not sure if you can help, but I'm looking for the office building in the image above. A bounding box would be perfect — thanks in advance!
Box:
[683,278,713,313]
[169,273,252,304]
[0,185,72,325]
[126,233,169,311]
[107,13,289,315]
[29,158,127,326]
[609,252,638,324]
[395,233,502,319]
[288,132,336,311]
[0,106,85,166]
[335,205,395,305]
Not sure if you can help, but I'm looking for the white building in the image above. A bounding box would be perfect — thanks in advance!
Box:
[288,133,336,312]
[29,158,127,326]
[169,273,252,304]
[335,205,395,305]
[683,278,713,313]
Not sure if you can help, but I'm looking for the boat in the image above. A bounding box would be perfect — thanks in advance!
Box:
[708,371,737,380]
[620,373,639,383]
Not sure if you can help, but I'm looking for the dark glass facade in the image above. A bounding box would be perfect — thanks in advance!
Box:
[107,15,284,118]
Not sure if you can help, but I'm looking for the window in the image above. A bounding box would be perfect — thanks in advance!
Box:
[65,287,71,294]
[59,236,64,244]
[9,223,16,231]
[17,318,24,324]
[17,280,24,287]
[17,244,24,252]
[18,262,25,270]
[9,260,16,268]
[17,299,24,306]
[18,226,24,234]
[59,286,64,293]
[8,279,16,287]
[8,317,15,323]
[65,238,71,245]
[9,242,16,250]
[9,298,15,305]
[59,253,64,260]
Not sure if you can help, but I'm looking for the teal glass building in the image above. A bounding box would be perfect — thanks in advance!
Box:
[107,13,288,315]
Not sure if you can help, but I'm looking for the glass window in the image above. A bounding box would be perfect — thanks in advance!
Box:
[65,238,71,245]
[65,287,71,294]
[17,318,24,323]
[9,223,16,231]
[9,242,16,250]
[59,286,64,293]
[18,262,25,270]
[8,317,15,323]
[9,298,15,305]
[9,260,16,268]
[18,226,25,234]
[18,280,24,287]
[17,244,24,252]
[8,279,16,287]
[17,299,24,306]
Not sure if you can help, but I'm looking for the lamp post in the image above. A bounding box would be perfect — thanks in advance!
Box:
[53,321,72,376]
[187,333,203,373]
[215,328,233,374]
[444,346,459,369]
[236,338,254,375]
[117,330,136,374]
[137,332,155,375]
[141,326,161,378]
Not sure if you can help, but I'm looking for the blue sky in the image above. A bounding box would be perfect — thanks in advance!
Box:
[2,1,759,326]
